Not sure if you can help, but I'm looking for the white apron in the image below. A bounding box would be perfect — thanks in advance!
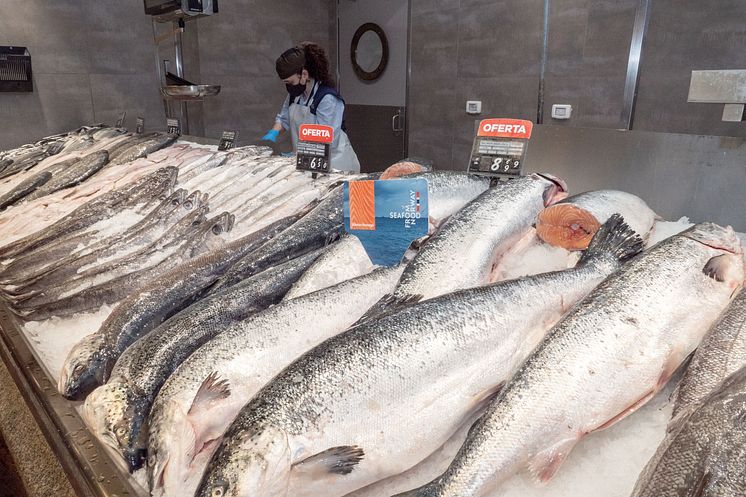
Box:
[289,82,361,173]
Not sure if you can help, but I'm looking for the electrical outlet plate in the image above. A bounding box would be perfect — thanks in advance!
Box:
[551,104,572,119]
[466,100,482,115]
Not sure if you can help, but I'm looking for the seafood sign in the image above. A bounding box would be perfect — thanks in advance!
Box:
[344,179,429,265]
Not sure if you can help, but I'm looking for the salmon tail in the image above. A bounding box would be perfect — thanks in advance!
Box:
[536,204,600,250]
[576,214,643,269]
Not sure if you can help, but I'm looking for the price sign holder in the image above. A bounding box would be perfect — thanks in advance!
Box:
[167,118,181,135]
[116,112,126,128]
[135,117,145,134]
[468,118,533,180]
[296,124,332,174]
[218,130,237,151]
[343,179,429,266]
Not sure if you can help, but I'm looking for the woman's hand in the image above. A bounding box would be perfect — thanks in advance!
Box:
[261,129,280,142]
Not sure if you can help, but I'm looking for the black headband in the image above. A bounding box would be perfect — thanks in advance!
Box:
[276,47,306,79]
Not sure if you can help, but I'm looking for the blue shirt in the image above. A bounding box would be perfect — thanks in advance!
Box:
[275,79,346,149]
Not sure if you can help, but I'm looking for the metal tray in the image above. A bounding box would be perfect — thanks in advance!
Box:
[0,304,140,497]
[160,84,221,100]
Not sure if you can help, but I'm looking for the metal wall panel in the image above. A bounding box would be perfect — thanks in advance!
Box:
[524,125,746,230]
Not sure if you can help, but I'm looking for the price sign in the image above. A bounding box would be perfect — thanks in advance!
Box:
[218,130,237,151]
[296,124,332,174]
[116,112,126,128]
[468,118,533,179]
[135,117,145,134]
[167,118,181,135]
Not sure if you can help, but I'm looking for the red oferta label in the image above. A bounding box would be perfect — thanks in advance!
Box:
[299,124,334,144]
[477,119,533,139]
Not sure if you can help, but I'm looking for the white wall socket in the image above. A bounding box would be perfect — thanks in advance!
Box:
[466,100,482,114]
[551,104,572,119]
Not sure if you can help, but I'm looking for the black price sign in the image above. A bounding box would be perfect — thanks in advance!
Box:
[218,130,237,151]
[116,112,126,128]
[296,124,332,174]
[136,117,145,134]
[468,118,533,179]
[167,118,181,135]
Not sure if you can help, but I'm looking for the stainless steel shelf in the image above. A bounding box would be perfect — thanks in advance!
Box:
[0,304,140,497]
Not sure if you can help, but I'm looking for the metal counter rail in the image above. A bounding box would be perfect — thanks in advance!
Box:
[0,305,141,497]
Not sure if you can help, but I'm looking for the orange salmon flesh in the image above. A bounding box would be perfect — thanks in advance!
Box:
[535,204,601,250]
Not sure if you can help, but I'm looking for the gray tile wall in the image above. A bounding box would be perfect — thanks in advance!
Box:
[0,1,166,150]
[196,0,336,146]
[634,0,746,136]
[0,0,334,151]
[408,0,746,170]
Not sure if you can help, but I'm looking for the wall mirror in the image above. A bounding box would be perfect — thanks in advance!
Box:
[351,22,389,81]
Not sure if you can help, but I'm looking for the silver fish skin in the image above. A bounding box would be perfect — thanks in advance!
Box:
[23,150,109,202]
[211,185,346,292]
[12,204,211,311]
[283,234,375,300]
[361,173,567,321]
[672,287,746,417]
[193,216,642,497]
[0,189,193,289]
[399,223,744,497]
[57,214,302,401]
[0,166,179,259]
[17,210,233,320]
[0,171,52,211]
[396,171,490,229]
[152,264,406,497]
[108,133,177,166]
[83,249,326,474]
[630,366,746,497]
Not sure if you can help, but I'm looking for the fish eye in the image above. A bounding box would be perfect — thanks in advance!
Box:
[116,427,127,438]
[211,480,228,497]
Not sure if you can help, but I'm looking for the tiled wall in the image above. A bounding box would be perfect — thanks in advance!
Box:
[0,1,334,151]
[196,0,336,146]
[408,0,746,170]
[0,1,166,150]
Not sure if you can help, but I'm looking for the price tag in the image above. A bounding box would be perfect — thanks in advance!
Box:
[167,118,181,135]
[468,118,533,179]
[116,112,126,128]
[343,179,429,266]
[218,130,237,151]
[296,124,332,174]
[135,117,145,134]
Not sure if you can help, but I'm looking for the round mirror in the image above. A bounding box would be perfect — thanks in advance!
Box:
[351,23,389,81]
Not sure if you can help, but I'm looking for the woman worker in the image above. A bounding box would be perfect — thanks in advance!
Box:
[261,42,361,173]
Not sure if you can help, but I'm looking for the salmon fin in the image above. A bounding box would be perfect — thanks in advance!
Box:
[703,254,731,282]
[293,445,364,477]
[576,214,643,268]
[527,437,578,483]
[592,389,656,432]
[188,371,230,416]
[353,293,422,326]
[692,471,711,497]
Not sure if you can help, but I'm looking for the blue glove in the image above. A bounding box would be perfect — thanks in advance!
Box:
[261,129,280,142]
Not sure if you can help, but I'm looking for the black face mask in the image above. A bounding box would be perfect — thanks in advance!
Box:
[286,79,306,98]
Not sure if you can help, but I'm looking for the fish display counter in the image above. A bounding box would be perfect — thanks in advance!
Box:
[0,123,745,497]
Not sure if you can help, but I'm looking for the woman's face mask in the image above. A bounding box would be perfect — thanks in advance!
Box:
[285,73,307,98]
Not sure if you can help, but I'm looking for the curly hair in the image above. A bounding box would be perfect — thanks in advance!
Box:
[298,42,335,88]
